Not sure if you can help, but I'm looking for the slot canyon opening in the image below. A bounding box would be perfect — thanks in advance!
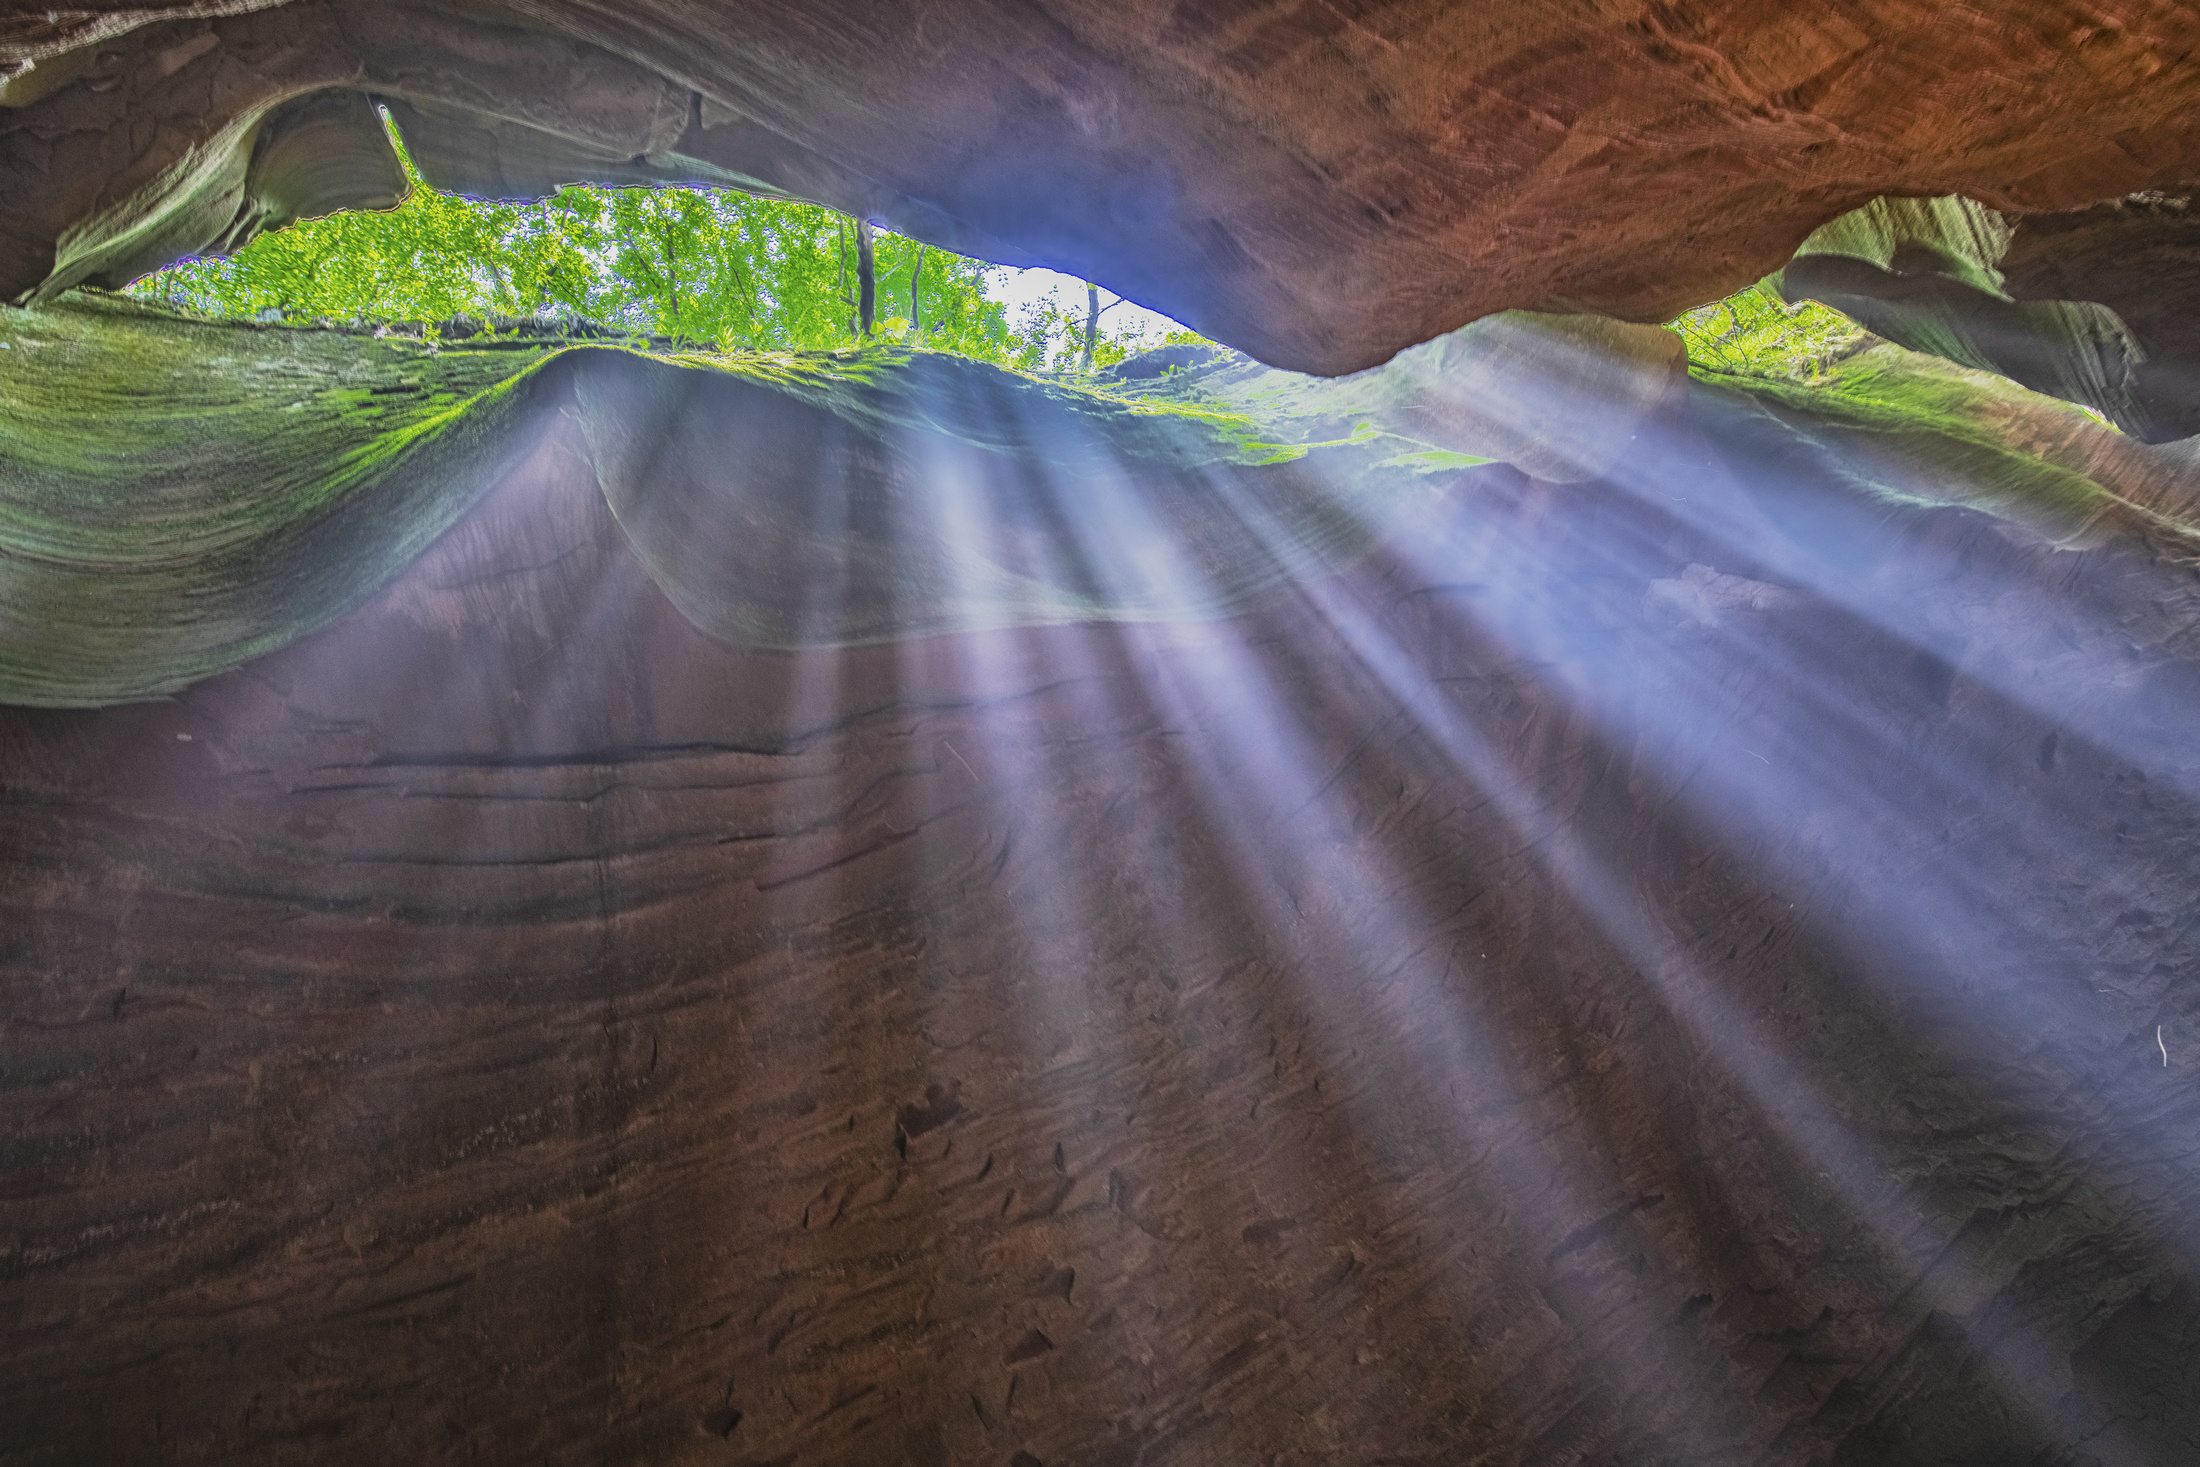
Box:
[121,104,1211,371]
[6,6,2200,1466]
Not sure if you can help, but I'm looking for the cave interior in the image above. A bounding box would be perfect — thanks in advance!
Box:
[6,4,2200,1465]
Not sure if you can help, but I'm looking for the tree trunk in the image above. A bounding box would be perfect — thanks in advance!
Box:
[656,221,683,338]
[836,218,851,336]
[482,257,516,318]
[911,244,926,337]
[1081,280,1100,374]
[857,219,876,337]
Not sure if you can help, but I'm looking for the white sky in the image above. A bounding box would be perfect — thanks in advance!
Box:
[982,265,1196,345]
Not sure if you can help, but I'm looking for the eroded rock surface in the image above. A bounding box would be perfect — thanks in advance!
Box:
[12,2,2200,368]
[2002,194,2200,440]
[0,295,1693,705]
[5,366,2200,1463]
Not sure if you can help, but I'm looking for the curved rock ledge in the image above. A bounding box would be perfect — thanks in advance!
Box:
[5,350,2200,1463]
[0,294,1686,705]
[12,2,2200,369]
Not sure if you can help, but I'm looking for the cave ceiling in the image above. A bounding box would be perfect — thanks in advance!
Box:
[10,0,2200,370]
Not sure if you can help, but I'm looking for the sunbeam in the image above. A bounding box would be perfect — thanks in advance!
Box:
[11,61,2200,1456]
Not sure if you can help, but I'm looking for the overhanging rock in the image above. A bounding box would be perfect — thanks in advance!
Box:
[12,2,2200,370]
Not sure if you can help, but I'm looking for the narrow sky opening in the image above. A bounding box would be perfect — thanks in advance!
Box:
[124,107,1211,376]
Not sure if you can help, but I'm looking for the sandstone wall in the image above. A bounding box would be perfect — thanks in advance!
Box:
[6,386,2199,1464]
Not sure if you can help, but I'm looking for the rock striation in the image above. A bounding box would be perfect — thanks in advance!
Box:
[5,304,2200,1461]
[0,295,1690,705]
[12,2,2200,369]
[8,4,2200,1462]
[1773,192,2200,444]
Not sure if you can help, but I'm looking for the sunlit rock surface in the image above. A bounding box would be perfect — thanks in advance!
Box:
[0,296,1689,705]
[1766,189,2200,452]
[5,306,2200,1460]
[12,1,2200,369]
[11,4,2200,1460]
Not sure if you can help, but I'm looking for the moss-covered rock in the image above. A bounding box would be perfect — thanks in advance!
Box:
[0,294,1488,704]
[0,293,564,706]
[1768,197,2151,438]
[10,289,2194,710]
[1696,339,2200,555]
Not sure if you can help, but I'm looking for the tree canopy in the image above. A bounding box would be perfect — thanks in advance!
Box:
[1668,284,1864,381]
[130,112,1874,384]
[130,114,1204,373]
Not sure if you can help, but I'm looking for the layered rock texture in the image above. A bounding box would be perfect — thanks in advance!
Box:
[5,298,2200,1463]
[0,294,1682,705]
[13,1,2200,370]
[1774,193,2200,444]
[9,3,2200,1464]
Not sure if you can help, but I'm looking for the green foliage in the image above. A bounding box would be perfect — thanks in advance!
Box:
[1670,285,1865,381]
[131,113,1197,372]
[1701,338,2190,551]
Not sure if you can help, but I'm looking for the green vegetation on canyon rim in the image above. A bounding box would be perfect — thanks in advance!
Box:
[128,113,1201,373]
[122,106,1864,386]
[121,105,1917,394]
[1669,285,1866,381]
[53,116,2197,707]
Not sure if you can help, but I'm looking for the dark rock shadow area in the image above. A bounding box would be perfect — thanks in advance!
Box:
[4,379,2199,1465]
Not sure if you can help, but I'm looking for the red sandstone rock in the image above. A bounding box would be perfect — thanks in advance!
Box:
[12,2,2200,369]
[6,384,2200,1463]
[9,6,2200,1462]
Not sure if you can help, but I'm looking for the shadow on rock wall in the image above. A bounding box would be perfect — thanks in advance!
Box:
[4,325,2200,1463]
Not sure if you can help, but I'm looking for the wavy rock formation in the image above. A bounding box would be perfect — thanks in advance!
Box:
[9,3,2200,1463]
[0,295,1689,704]
[12,2,2200,369]
[2001,194,2200,440]
[6,322,2200,1462]
[1769,190,2200,446]
[1773,198,2153,433]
